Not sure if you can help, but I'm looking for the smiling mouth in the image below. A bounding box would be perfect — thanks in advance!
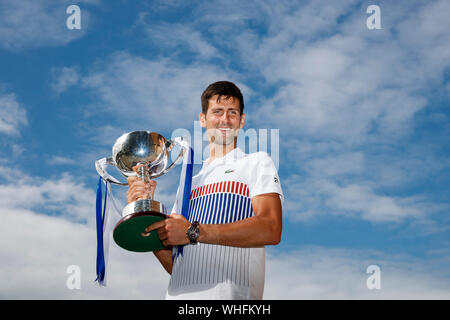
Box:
[217,127,232,134]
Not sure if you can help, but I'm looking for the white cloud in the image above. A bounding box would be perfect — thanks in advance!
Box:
[141,20,220,60]
[0,93,27,135]
[395,0,450,78]
[0,206,169,299]
[4,212,448,300]
[265,246,450,299]
[0,166,95,225]
[276,136,446,224]
[0,0,96,50]
[303,152,365,177]
[211,0,447,147]
[0,163,171,299]
[256,39,428,143]
[2,203,449,299]
[324,182,424,222]
[51,67,80,94]
[47,156,77,166]
[281,171,444,224]
[81,52,239,131]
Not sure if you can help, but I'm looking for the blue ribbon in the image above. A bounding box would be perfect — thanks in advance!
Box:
[181,147,194,219]
[174,146,194,259]
[95,176,107,285]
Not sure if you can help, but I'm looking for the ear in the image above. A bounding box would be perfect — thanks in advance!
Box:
[239,113,246,129]
[199,112,206,128]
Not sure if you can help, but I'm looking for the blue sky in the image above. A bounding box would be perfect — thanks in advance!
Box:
[0,0,449,299]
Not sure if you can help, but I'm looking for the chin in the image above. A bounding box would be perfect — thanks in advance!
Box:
[211,135,235,146]
[213,139,234,146]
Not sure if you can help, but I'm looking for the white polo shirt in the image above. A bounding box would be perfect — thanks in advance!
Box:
[165,147,283,300]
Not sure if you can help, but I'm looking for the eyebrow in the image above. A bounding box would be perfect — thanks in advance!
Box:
[210,106,240,111]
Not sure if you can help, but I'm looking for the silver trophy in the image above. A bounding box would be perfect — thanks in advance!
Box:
[95,131,186,252]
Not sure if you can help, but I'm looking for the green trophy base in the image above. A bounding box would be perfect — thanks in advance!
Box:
[113,212,166,252]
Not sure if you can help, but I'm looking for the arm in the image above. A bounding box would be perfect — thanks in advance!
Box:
[153,249,173,275]
[147,192,282,248]
[199,192,282,247]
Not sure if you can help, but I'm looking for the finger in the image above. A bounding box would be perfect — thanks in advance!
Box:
[127,176,139,185]
[130,180,148,190]
[157,226,166,235]
[131,186,148,195]
[132,164,142,173]
[129,186,151,199]
[131,185,147,192]
[127,190,139,203]
[162,239,174,247]
[127,191,146,202]
[145,220,166,233]
[144,185,153,194]
[157,229,168,240]
[128,185,147,198]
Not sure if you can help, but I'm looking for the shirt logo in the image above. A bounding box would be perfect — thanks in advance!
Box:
[274,176,279,183]
[224,169,235,174]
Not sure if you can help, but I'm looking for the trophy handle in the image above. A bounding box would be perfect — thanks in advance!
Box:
[95,157,129,186]
[150,138,187,179]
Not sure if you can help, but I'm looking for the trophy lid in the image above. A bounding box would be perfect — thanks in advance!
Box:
[112,131,168,177]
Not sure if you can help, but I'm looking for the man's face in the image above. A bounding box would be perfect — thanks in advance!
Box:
[199,95,245,146]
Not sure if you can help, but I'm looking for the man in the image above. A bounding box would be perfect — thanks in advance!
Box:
[126,81,283,299]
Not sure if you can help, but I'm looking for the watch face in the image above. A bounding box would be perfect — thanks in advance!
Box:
[188,222,200,243]
[190,228,199,239]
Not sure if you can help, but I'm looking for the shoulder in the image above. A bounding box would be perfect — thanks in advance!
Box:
[246,151,276,167]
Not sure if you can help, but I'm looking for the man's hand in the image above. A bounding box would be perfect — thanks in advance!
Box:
[145,214,191,247]
[126,176,157,203]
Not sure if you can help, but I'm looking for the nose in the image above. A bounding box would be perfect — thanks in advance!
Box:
[220,111,230,123]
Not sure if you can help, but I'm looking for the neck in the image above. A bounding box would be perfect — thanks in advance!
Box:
[208,139,237,163]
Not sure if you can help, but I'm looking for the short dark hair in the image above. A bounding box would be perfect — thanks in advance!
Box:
[201,81,244,115]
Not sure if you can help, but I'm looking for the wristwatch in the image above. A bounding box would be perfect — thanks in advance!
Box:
[186,221,200,244]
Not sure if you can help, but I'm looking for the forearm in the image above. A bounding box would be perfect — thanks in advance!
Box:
[198,215,281,247]
[153,248,173,274]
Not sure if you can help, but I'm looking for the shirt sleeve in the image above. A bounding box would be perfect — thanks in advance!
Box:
[248,152,284,204]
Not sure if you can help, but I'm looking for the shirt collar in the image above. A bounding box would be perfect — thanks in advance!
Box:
[202,147,246,169]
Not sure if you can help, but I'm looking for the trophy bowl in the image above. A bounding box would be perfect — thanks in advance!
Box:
[112,131,169,178]
[96,130,185,252]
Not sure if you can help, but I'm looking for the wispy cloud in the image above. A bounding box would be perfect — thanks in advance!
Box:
[0,0,98,51]
[0,92,27,135]
[265,246,450,299]
[0,166,94,225]
[51,67,80,94]
[0,205,170,299]
[139,18,220,60]
[46,156,77,166]
[81,52,238,131]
